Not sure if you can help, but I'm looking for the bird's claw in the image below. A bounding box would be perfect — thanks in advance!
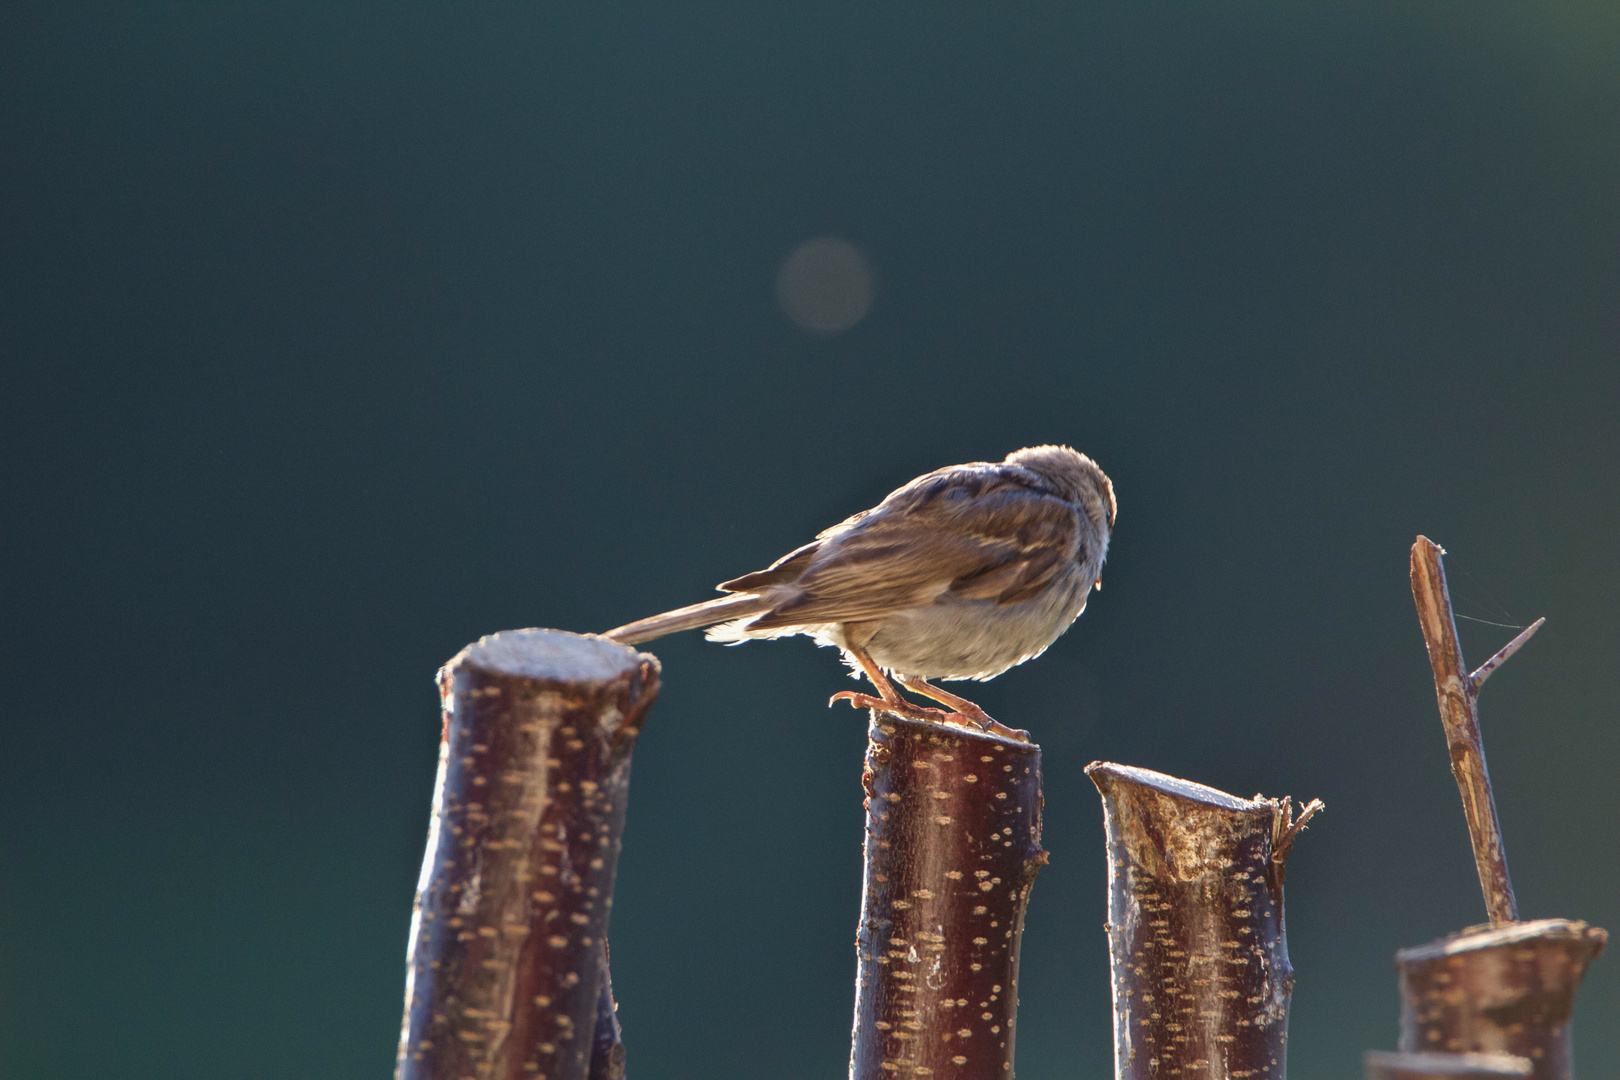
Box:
[830,690,1029,741]
[945,702,1032,744]
[978,717,1032,743]
[830,690,950,723]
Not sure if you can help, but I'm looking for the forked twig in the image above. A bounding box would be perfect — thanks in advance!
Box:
[1409,537,1542,926]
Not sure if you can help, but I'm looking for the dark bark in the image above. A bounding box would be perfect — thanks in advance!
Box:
[589,940,627,1080]
[1409,537,1544,925]
[1395,919,1607,1080]
[1088,763,1322,1080]
[396,629,659,1080]
[849,713,1046,1080]
[1365,1051,1532,1080]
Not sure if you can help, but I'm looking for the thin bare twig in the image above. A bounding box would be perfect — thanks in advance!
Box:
[1409,537,1541,926]
[1469,618,1544,693]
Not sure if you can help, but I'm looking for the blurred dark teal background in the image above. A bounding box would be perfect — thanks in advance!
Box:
[3,4,1617,1078]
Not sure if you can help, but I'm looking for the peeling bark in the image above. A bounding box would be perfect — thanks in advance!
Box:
[849,713,1045,1080]
[1395,919,1607,1080]
[1087,763,1321,1080]
[1365,1051,1533,1080]
[397,629,659,1080]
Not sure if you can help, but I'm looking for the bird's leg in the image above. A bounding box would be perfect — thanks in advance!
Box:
[894,675,1031,743]
[830,647,953,724]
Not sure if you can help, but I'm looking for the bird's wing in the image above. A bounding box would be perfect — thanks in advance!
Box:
[716,540,822,593]
[743,463,1080,630]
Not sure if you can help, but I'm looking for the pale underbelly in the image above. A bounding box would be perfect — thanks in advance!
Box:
[857,576,1091,681]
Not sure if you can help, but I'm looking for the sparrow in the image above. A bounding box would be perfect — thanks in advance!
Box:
[602,445,1115,741]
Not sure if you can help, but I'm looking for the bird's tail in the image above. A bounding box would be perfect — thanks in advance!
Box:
[602,593,774,646]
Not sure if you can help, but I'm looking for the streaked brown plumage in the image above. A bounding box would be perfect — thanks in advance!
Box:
[603,445,1115,740]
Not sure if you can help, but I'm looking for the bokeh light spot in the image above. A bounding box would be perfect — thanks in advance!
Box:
[776,237,873,334]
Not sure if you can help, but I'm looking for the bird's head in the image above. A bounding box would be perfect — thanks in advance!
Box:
[1005,444,1116,533]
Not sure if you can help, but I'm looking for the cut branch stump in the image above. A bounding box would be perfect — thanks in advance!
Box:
[1394,919,1607,1080]
[396,629,659,1080]
[1365,1051,1533,1080]
[849,713,1046,1080]
[1088,763,1322,1080]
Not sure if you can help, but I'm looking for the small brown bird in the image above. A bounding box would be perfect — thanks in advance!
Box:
[603,445,1115,740]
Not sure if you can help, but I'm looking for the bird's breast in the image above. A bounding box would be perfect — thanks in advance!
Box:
[864,568,1092,681]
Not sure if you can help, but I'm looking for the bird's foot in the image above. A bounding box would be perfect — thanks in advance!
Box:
[829,691,953,725]
[829,691,1029,742]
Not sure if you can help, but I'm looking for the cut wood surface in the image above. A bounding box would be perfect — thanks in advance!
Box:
[849,713,1045,1080]
[1364,1051,1533,1080]
[1395,919,1607,1080]
[396,629,659,1080]
[1088,762,1321,1080]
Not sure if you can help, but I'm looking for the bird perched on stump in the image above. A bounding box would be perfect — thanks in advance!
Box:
[603,445,1115,741]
